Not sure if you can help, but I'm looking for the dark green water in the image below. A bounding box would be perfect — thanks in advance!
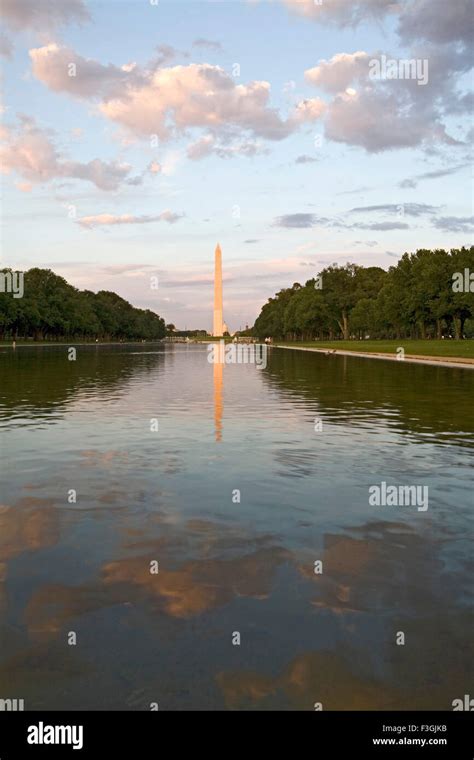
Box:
[0,344,472,710]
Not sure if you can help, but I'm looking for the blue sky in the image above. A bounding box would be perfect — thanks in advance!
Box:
[1,0,472,330]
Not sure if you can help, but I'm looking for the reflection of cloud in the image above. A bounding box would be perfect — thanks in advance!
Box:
[0,640,89,704]
[79,450,129,467]
[217,519,473,709]
[296,521,461,621]
[9,502,473,709]
[0,498,58,562]
[25,583,109,638]
[217,650,397,710]
[23,520,290,641]
[102,545,289,618]
[0,498,59,616]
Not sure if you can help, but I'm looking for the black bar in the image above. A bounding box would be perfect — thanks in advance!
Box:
[0,711,472,757]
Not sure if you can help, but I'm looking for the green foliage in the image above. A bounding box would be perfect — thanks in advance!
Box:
[0,268,166,341]
[253,248,474,340]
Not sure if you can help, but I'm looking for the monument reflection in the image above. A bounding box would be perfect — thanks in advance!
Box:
[213,350,224,442]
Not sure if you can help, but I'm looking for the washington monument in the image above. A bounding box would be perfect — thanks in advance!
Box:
[213,243,224,336]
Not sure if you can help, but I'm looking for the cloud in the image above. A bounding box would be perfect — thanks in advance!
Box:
[356,221,410,231]
[272,213,322,228]
[350,203,439,217]
[282,0,472,48]
[153,44,188,67]
[2,0,89,32]
[15,181,33,192]
[30,43,130,100]
[307,52,465,152]
[284,0,472,155]
[77,211,183,229]
[305,51,370,93]
[244,239,260,244]
[98,264,159,275]
[0,33,13,59]
[397,0,474,46]
[295,154,317,164]
[399,162,469,189]
[354,240,378,247]
[30,45,325,144]
[324,87,450,152]
[432,216,474,233]
[303,39,471,153]
[192,38,223,52]
[282,0,395,27]
[160,150,182,176]
[337,185,373,195]
[186,135,215,160]
[272,205,432,232]
[186,134,268,160]
[0,116,134,191]
[148,160,162,174]
[161,277,217,288]
[70,127,84,140]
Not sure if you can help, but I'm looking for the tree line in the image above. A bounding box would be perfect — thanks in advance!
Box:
[253,248,474,341]
[0,268,166,341]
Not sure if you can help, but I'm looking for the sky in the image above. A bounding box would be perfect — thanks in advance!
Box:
[1,0,473,331]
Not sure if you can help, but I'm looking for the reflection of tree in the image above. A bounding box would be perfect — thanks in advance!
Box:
[263,349,474,445]
[0,345,165,425]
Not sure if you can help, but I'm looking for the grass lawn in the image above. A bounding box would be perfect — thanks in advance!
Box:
[275,339,474,359]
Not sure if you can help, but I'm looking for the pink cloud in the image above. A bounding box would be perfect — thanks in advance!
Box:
[0,116,135,190]
[77,211,183,229]
[30,45,325,145]
[2,0,89,32]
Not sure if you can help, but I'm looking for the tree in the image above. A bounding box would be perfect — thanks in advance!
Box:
[319,263,361,339]
[252,247,474,341]
[0,268,166,342]
[449,247,474,338]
